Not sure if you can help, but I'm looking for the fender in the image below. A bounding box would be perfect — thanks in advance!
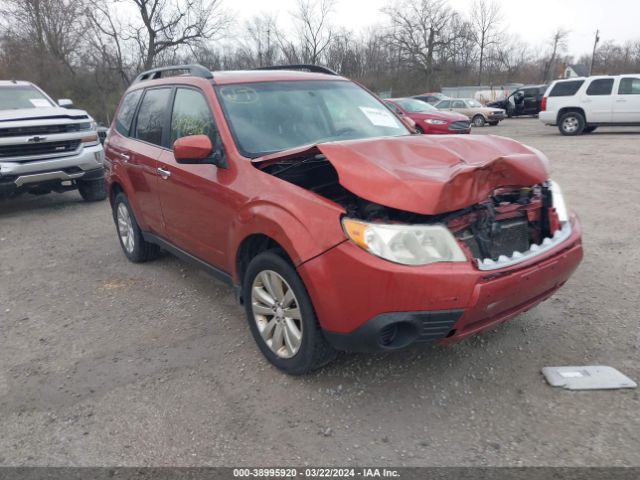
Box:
[229,197,345,282]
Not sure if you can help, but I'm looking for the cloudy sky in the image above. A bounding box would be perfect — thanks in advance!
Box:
[229,0,638,58]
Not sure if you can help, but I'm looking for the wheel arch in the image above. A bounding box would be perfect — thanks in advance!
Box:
[557,107,586,124]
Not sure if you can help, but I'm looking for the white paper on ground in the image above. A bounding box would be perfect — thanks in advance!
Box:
[542,366,637,390]
[358,106,400,128]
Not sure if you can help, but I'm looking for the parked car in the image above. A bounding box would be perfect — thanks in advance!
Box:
[540,75,640,135]
[413,92,449,105]
[0,80,106,200]
[487,85,547,117]
[434,98,505,126]
[105,64,582,374]
[385,97,471,134]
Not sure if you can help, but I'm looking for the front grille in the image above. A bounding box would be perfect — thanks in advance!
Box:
[0,123,90,138]
[457,218,530,261]
[450,120,471,130]
[0,140,81,159]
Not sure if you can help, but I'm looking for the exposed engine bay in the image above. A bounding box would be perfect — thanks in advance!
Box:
[259,151,566,268]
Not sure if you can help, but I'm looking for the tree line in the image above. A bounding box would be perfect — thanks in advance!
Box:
[1,0,639,123]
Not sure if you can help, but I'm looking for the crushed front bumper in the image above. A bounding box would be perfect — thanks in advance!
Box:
[299,215,583,352]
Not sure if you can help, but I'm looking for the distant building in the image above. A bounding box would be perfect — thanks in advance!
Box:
[563,64,589,78]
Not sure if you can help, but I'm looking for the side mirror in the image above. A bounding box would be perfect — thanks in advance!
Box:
[173,134,226,168]
[58,99,74,109]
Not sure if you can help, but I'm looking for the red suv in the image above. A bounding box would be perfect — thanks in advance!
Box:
[105,64,583,375]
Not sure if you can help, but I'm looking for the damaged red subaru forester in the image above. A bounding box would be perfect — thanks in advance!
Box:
[104,64,583,374]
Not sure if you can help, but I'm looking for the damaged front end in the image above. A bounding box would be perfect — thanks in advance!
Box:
[255,135,572,270]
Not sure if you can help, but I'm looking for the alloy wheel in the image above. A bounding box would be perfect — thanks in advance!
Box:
[251,270,303,359]
[116,202,135,254]
[562,116,579,133]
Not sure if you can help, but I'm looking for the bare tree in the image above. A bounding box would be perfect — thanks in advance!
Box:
[124,0,228,69]
[543,28,569,82]
[239,14,279,68]
[0,0,88,77]
[383,0,453,89]
[469,0,502,85]
[292,0,336,64]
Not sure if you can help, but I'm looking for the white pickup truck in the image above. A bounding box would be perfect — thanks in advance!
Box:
[539,74,640,135]
[0,80,106,200]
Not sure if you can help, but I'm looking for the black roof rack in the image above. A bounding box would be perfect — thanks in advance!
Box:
[133,64,213,83]
[253,64,338,76]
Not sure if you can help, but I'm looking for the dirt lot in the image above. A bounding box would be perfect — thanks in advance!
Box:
[1,118,639,467]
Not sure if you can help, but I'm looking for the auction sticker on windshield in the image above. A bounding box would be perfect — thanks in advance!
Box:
[359,106,400,128]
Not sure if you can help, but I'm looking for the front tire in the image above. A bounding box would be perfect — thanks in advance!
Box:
[243,251,336,375]
[472,115,486,127]
[112,192,160,263]
[78,178,107,202]
[558,111,585,136]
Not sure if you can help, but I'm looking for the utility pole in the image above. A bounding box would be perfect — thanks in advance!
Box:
[590,29,600,75]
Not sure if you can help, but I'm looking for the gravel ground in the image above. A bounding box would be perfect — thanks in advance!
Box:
[1,118,639,467]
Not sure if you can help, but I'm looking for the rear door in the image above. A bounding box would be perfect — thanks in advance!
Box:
[613,76,640,123]
[582,78,614,123]
[155,86,233,269]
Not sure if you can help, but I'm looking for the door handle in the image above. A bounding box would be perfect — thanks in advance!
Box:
[615,99,626,102]
[119,152,130,161]
[157,167,171,179]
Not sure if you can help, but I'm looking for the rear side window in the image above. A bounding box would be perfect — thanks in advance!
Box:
[549,80,584,97]
[586,79,614,96]
[115,90,143,136]
[134,88,172,146]
[453,100,465,108]
[619,77,640,95]
[170,88,217,145]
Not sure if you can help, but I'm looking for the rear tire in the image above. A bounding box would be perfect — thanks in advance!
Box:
[112,192,160,263]
[243,251,336,375]
[558,111,585,136]
[472,115,486,127]
[78,178,107,202]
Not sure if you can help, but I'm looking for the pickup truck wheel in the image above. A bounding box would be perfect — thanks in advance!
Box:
[243,251,336,375]
[112,193,160,263]
[78,178,107,202]
[559,112,585,135]
[472,115,486,127]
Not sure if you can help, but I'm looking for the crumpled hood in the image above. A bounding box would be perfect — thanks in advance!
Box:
[0,107,90,123]
[255,134,550,215]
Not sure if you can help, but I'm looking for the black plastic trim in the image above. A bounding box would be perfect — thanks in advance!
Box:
[142,232,234,287]
[323,309,464,353]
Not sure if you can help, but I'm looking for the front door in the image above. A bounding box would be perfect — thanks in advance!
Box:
[156,87,235,270]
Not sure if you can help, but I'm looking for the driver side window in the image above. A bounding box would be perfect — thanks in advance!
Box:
[170,88,217,146]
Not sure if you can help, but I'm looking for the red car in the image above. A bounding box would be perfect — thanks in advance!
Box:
[105,64,583,375]
[385,98,471,134]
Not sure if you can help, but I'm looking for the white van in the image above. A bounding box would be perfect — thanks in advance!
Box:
[539,75,640,135]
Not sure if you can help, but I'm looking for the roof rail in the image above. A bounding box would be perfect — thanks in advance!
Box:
[253,64,338,76]
[133,64,213,83]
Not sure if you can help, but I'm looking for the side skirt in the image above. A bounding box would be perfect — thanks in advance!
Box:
[142,232,237,291]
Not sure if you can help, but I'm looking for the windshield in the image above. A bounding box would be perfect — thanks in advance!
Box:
[394,98,437,113]
[215,80,410,157]
[467,99,482,108]
[0,85,55,110]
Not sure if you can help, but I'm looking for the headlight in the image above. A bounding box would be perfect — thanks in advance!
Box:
[342,218,467,266]
[425,119,447,125]
[549,180,569,222]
